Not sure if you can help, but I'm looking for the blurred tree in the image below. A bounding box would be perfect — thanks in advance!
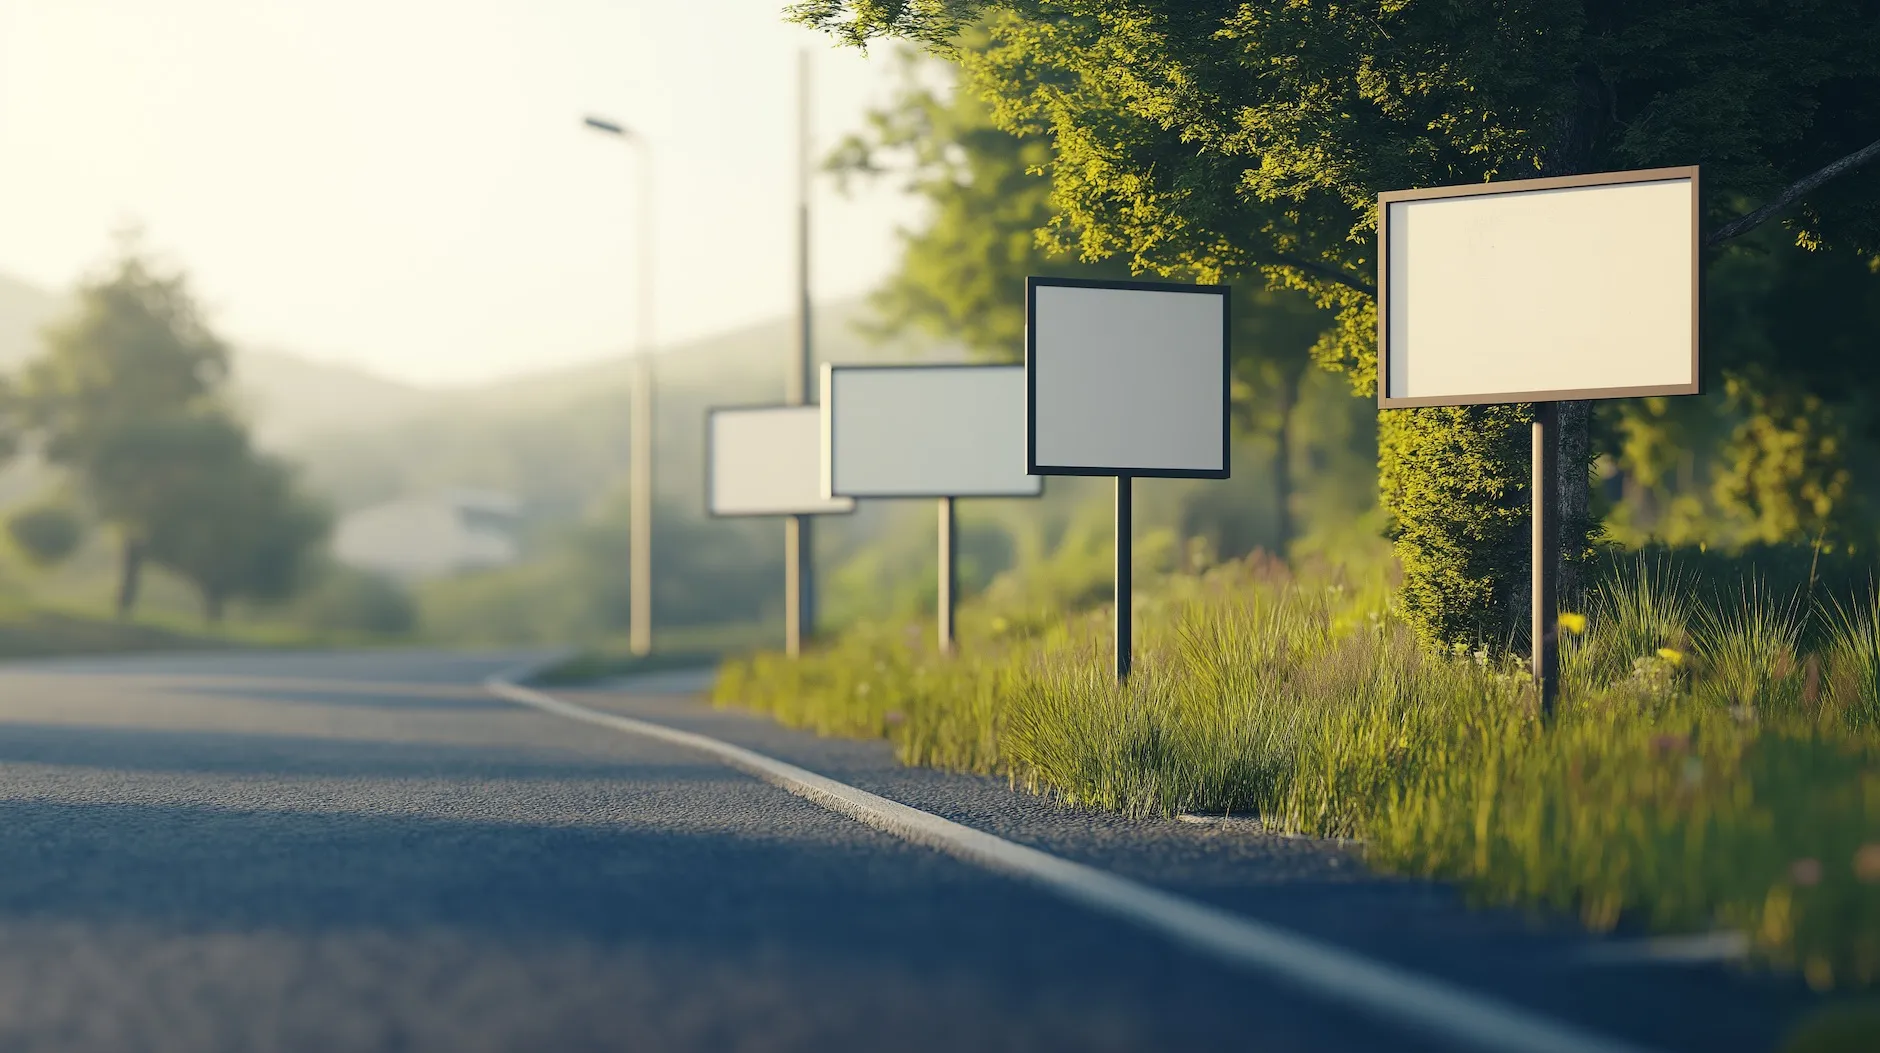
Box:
[796,0,1880,649]
[16,238,231,615]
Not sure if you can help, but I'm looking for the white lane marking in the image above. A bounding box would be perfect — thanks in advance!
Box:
[486,674,1659,1053]
[1578,931,1750,965]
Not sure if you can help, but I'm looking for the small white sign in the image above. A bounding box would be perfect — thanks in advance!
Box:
[823,364,1043,499]
[1026,277,1230,478]
[1378,166,1700,407]
[708,405,857,518]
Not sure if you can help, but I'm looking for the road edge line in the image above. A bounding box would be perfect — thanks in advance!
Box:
[485,673,1657,1053]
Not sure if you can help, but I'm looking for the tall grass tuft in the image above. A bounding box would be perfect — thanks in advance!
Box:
[1823,585,1880,730]
[1693,578,1808,719]
[1566,553,1693,692]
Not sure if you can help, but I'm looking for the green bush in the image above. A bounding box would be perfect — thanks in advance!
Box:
[6,503,85,567]
[1378,404,1533,650]
[293,567,416,636]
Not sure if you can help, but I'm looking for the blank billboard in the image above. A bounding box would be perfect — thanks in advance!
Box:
[1378,166,1700,407]
[823,364,1042,499]
[707,405,857,518]
[1026,277,1230,478]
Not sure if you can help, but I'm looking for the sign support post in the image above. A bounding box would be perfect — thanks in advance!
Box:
[1024,276,1231,684]
[1115,476,1133,680]
[1375,166,1701,722]
[707,403,856,659]
[1532,402,1559,719]
[937,497,957,655]
[822,363,1042,659]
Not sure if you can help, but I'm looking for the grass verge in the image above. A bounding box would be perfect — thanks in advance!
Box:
[715,553,1880,990]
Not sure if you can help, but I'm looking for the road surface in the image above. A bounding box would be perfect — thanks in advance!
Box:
[0,650,1824,1052]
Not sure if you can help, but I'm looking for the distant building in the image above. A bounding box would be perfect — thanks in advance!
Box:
[333,489,521,580]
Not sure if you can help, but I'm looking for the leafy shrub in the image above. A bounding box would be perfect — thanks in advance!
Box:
[6,503,85,567]
[293,567,416,635]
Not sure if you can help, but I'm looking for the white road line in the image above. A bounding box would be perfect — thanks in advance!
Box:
[1578,931,1750,965]
[486,674,1659,1053]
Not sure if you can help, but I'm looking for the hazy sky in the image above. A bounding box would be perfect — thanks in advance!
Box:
[0,0,927,386]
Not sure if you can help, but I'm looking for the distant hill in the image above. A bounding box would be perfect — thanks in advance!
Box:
[289,299,960,514]
[0,271,438,447]
[0,268,962,518]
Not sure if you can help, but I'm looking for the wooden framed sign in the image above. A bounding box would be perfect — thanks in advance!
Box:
[1377,166,1701,408]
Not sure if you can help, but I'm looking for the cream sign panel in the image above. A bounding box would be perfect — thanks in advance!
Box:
[1378,167,1700,407]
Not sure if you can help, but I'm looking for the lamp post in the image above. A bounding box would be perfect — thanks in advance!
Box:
[583,114,656,658]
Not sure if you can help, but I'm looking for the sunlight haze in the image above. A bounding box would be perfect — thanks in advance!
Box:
[0,0,924,385]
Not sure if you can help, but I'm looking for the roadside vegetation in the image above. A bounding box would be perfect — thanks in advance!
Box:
[717,549,1880,990]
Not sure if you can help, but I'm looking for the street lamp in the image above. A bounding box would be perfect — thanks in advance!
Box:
[584,114,656,658]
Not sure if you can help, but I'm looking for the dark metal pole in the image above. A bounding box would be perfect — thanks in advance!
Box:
[938,496,957,655]
[784,48,815,657]
[1116,475,1133,680]
[1533,401,1560,719]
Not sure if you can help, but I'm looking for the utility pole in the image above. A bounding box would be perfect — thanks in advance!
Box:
[784,49,815,657]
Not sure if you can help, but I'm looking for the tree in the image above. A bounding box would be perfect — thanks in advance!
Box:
[132,413,330,622]
[795,1,1880,648]
[835,46,1331,548]
[17,239,230,615]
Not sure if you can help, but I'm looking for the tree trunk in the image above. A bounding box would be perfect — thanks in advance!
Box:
[1557,399,1595,611]
[115,536,144,619]
[1273,366,1301,554]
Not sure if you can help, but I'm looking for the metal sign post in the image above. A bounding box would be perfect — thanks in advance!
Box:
[1531,402,1560,717]
[822,363,1043,658]
[1375,166,1702,716]
[1115,476,1133,679]
[937,497,957,655]
[706,404,856,658]
[1025,276,1231,682]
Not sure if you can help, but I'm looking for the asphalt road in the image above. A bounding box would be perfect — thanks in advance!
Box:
[0,650,1829,1052]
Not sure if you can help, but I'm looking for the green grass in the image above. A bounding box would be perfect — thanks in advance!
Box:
[714,553,1880,990]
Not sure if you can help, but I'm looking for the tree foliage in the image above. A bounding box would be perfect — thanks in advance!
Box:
[138,422,329,622]
[835,44,1334,546]
[1607,228,1880,548]
[796,1,1880,648]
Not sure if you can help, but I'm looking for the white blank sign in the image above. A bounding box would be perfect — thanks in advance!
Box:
[1379,167,1699,407]
[1027,278,1229,478]
[823,365,1042,498]
[708,405,857,517]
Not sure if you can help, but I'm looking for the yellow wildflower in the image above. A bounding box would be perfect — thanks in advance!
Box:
[1657,647,1685,667]
[1558,612,1587,635]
